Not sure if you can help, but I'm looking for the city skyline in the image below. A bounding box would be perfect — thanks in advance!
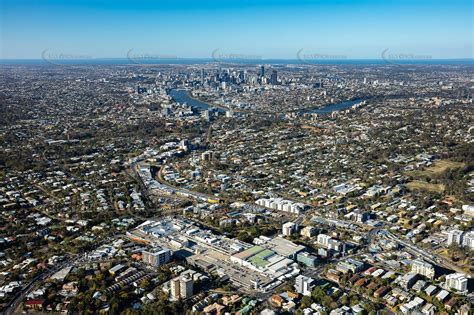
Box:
[1,0,473,60]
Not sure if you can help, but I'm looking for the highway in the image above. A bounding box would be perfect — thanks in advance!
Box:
[367,227,470,276]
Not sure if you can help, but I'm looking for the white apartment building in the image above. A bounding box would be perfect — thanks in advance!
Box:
[445,273,468,292]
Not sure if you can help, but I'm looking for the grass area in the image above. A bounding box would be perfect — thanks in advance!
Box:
[406,180,445,193]
[437,248,449,255]
[424,160,465,174]
[405,160,466,193]
[407,160,466,178]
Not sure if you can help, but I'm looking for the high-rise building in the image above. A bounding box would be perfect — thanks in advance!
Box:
[313,79,323,89]
[300,226,316,238]
[445,273,468,292]
[317,234,331,248]
[239,70,245,82]
[225,110,234,118]
[282,222,297,236]
[180,276,194,299]
[162,107,171,117]
[201,68,205,84]
[179,139,189,151]
[142,247,172,267]
[201,110,210,121]
[271,70,278,85]
[447,229,464,246]
[170,278,181,300]
[201,151,214,161]
[328,239,344,252]
[295,275,315,296]
[411,259,435,279]
[462,231,474,250]
[137,85,147,94]
[259,65,265,77]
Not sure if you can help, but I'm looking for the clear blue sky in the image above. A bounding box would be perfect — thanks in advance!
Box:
[1,0,473,59]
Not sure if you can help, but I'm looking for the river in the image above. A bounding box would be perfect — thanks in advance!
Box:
[169,88,363,114]
[169,89,220,111]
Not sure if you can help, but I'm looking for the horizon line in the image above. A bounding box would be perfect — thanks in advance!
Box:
[1,57,473,61]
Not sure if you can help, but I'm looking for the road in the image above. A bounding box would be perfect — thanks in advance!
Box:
[367,228,470,276]
[382,231,469,275]
[3,258,76,315]
[3,235,120,315]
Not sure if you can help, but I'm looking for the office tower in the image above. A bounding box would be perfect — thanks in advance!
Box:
[271,70,278,85]
[201,68,205,84]
[180,276,193,298]
[259,65,265,77]
[445,273,468,292]
[314,79,323,89]
[137,85,146,94]
[411,259,435,279]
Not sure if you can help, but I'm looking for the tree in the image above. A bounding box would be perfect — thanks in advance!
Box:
[340,295,349,306]
[300,295,312,309]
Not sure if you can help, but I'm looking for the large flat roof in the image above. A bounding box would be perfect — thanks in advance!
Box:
[268,237,305,257]
[233,245,264,260]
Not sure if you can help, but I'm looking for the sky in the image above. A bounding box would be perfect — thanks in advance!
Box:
[1,0,473,59]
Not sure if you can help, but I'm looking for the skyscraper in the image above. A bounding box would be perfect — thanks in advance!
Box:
[201,68,205,85]
[239,70,245,82]
[259,65,265,77]
[271,70,278,85]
